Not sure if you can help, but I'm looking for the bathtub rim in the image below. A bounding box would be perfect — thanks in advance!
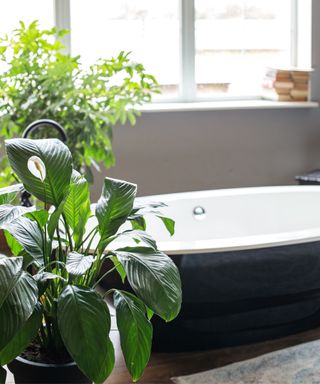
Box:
[135,185,320,255]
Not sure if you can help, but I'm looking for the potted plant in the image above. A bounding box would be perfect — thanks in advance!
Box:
[0,137,182,383]
[0,21,159,185]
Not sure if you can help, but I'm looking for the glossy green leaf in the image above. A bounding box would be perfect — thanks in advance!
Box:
[131,201,167,215]
[0,184,23,205]
[116,229,157,250]
[33,272,66,297]
[0,303,42,365]
[0,204,35,227]
[0,256,38,350]
[156,216,175,236]
[146,306,154,321]
[129,215,146,231]
[63,170,91,248]
[3,216,44,266]
[47,200,65,239]
[4,230,23,256]
[33,272,66,284]
[0,255,22,307]
[5,138,72,207]
[114,247,182,321]
[57,285,114,383]
[25,210,49,228]
[66,252,94,276]
[114,290,152,382]
[130,202,174,236]
[96,178,137,252]
[109,255,126,283]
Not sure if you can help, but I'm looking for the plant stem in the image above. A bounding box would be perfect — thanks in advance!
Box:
[39,324,48,348]
[103,288,115,298]
[62,213,73,252]
[92,263,120,288]
[84,229,99,256]
[56,227,65,263]
[78,226,98,251]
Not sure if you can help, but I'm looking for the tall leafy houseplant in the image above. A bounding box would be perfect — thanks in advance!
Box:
[0,138,181,383]
[0,21,159,185]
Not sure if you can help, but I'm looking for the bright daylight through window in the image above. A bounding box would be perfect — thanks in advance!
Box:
[0,0,312,103]
[195,0,293,98]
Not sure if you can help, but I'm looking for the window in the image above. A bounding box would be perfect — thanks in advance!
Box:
[0,0,54,36]
[70,0,180,98]
[68,0,311,102]
[0,0,312,103]
[195,0,293,98]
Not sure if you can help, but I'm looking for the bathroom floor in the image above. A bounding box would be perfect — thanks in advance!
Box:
[5,326,320,383]
[107,326,320,384]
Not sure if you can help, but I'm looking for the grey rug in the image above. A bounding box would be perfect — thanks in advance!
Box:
[171,339,320,384]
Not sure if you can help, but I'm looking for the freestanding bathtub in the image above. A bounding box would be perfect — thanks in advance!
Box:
[94,186,320,351]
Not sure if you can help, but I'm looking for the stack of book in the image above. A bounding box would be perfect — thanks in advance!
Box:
[261,67,312,101]
[290,70,311,101]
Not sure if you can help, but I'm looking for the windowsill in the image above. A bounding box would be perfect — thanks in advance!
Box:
[138,99,319,113]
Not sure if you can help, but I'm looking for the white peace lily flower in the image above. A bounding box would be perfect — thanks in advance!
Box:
[27,156,46,182]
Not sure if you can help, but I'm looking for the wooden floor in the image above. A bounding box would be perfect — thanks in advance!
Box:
[107,326,320,383]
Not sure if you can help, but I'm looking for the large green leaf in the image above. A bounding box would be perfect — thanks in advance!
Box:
[114,290,152,381]
[57,285,114,383]
[3,216,44,266]
[0,256,38,351]
[116,229,157,250]
[66,252,94,276]
[0,303,42,365]
[114,247,182,321]
[96,178,137,252]
[0,255,22,307]
[0,204,35,227]
[5,138,72,207]
[63,170,91,247]
[0,184,23,205]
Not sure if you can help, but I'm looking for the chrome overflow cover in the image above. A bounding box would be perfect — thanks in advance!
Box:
[193,206,206,220]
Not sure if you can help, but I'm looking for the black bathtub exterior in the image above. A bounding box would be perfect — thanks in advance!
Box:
[101,240,320,352]
[151,240,320,351]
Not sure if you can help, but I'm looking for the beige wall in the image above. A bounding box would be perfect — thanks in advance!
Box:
[91,1,320,201]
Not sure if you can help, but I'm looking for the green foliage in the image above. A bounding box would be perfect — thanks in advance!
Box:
[6,138,73,206]
[0,21,159,185]
[96,178,137,252]
[0,256,38,350]
[114,290,153,381]
[114,247,182,321]
[0,138,181,382]
[0,303,42,366]
[57,285,114,382]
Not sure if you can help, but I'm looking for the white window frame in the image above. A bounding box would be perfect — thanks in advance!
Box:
[53,0,311,104]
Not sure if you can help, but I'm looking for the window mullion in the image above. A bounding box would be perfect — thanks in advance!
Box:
[54,0,71,54]
[180,0,196,101]
[290,0,298,66]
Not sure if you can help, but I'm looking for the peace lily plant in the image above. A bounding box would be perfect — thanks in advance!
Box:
[0,138,182,383]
